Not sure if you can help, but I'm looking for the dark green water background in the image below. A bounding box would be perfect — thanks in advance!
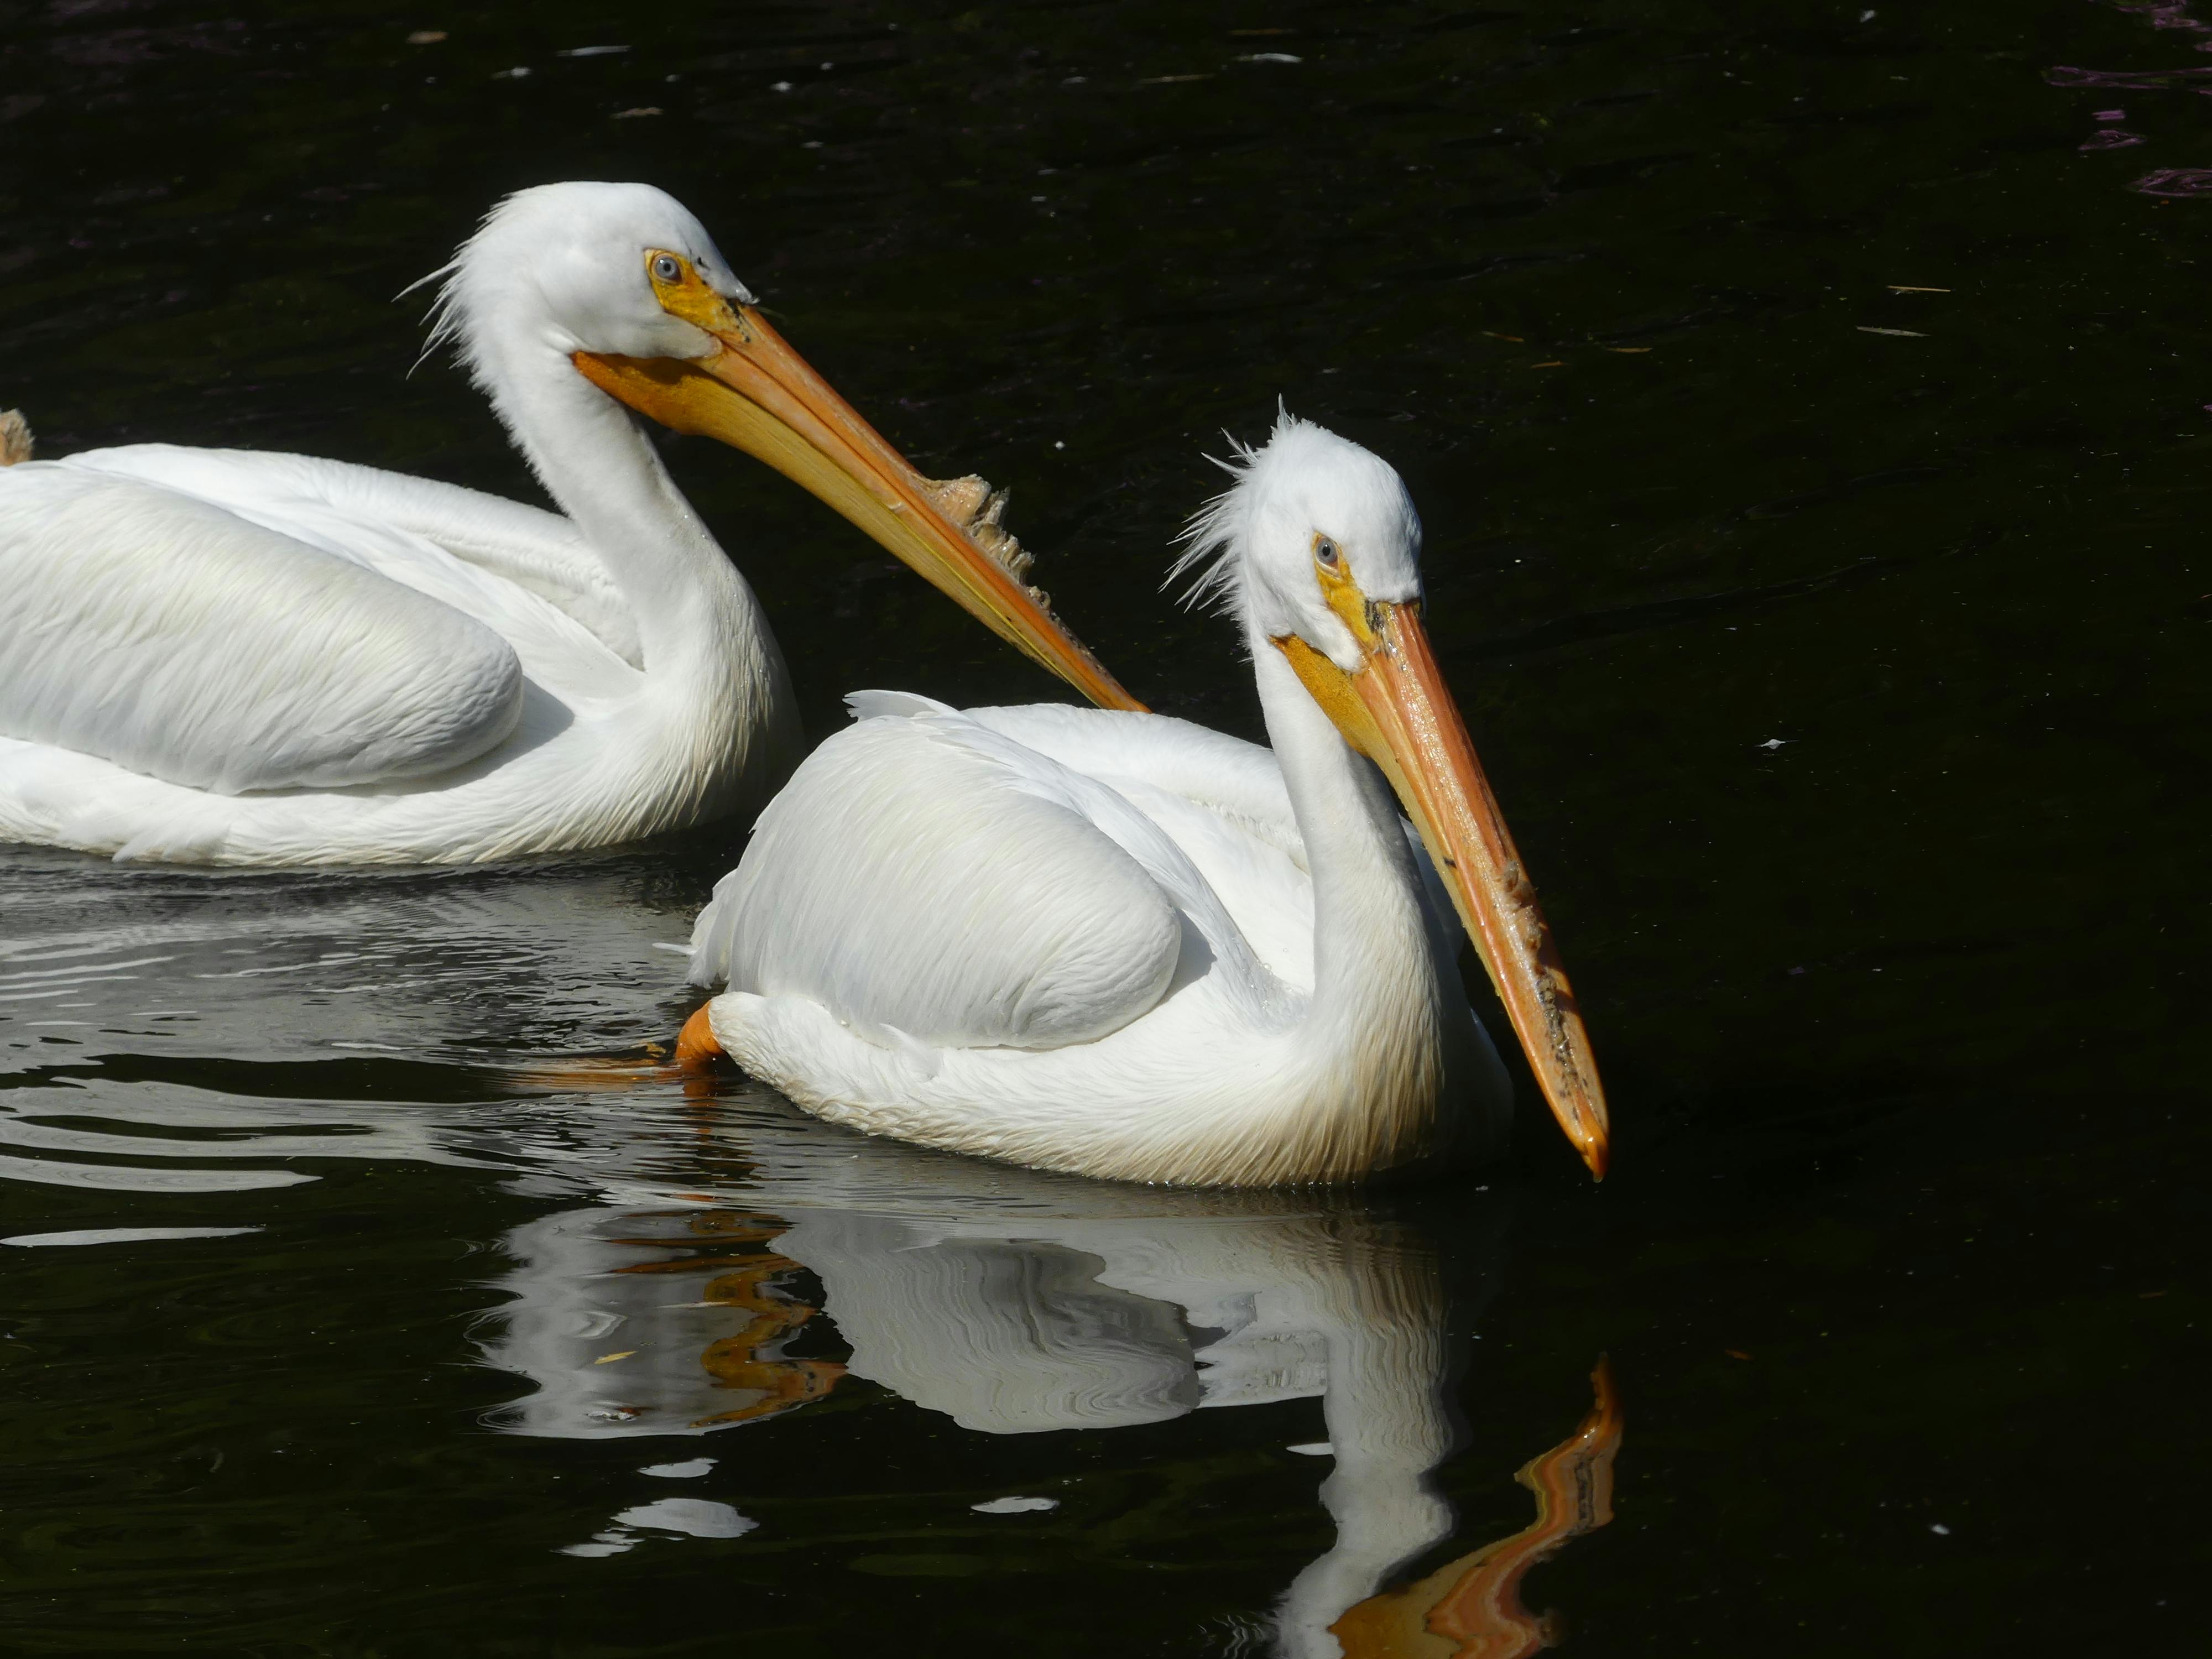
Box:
[2,2,2206,1653]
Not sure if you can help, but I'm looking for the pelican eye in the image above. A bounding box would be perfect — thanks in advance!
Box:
[651,253,683,283]
[1314,536,1342,568]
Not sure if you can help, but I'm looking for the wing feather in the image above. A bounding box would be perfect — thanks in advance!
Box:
[961,702,1303,860]
[62,444,641,666]
[691,713,1198,1051]
[958,700,1456,962]
[0,466,522,792]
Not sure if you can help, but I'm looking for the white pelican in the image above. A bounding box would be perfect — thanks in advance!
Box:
[681,413,1609,1185]
[0,181,1134,865]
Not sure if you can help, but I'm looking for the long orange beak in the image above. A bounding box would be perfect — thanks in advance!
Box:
[1279,601,1610,1179]
[573,282,1140,712]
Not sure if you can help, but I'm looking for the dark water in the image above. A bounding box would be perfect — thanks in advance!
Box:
[2,2,2206,1653]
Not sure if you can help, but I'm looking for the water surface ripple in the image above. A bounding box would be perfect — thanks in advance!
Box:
[2,2,2205,1654]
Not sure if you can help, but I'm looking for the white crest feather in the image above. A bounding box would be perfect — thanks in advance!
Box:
[399,255,465,378]
[1166,403,1322,616]
[399,192,524,387]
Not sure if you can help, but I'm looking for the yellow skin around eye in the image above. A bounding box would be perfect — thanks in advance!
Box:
[644,248,750,340]
[1311,530,1385,654]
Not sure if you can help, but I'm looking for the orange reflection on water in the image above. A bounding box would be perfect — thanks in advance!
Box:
[610,1210,845,1428]
[1330,1359,1623,1659]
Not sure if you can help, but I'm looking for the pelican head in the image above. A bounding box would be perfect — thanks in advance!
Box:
[424,181,1137,711]
[1179,411,1611,1177]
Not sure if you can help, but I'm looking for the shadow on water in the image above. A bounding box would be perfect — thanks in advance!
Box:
[3,0,2210,1653]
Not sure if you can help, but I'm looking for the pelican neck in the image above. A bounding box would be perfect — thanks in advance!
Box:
[483,336,773,688]
[1248,634,1442,1048]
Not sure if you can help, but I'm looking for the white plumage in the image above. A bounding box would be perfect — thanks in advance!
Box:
[686,415,1611,1187]
[691,690,1498,1186]
[3,465,524,794]
[0,181,1131,865]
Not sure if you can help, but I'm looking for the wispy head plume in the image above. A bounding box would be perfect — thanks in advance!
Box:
[397,258,462,379]
[1166,434,1258,617]
[395,192,524,383]
[1166,402,1318,617]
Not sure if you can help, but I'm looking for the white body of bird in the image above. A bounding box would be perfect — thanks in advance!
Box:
[0,182,1134,865]
[692,689,1507,1185]
[685,415,1610,1186]
[0,441,786,863]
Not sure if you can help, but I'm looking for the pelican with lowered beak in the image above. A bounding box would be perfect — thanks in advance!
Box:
[0,181,1134,865]
[683,413,1608,1185]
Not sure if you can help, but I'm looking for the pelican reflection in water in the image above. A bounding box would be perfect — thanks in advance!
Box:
[0,854,1617,1653]
[476,1119,1621,1658]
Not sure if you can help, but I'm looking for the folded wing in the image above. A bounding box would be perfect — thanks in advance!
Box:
[0,466,523,793]
[690,708,1196,1051]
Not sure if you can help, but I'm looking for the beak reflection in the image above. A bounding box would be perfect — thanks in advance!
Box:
[481,1162,1619,1650]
